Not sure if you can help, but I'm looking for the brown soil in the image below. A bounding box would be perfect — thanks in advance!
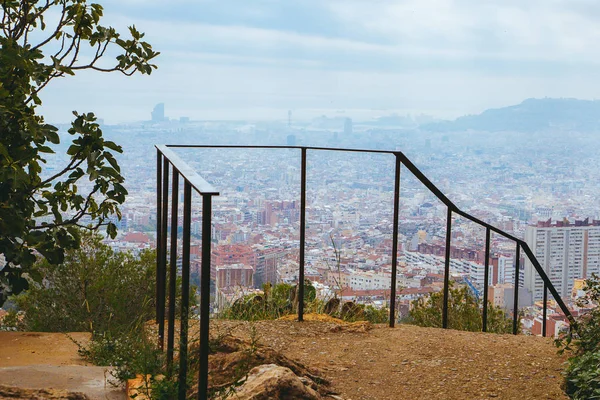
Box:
[0,332,123,400]
[199,318,568,400]
[0,332,90,367]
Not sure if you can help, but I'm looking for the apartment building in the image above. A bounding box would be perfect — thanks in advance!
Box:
[524,218,600,300]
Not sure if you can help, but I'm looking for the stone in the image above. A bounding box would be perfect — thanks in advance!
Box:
[225,364,321,400]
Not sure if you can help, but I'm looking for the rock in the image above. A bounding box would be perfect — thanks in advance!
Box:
[299,376,318,390]
[0,385,88,399]
[225,364,322,400]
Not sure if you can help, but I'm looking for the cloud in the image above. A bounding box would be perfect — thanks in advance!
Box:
[327,0,600,63]
[38,0,600,122]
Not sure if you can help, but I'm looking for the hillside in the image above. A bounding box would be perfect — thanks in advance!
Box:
[213,320,567,400]
[422,98,600,132]
[0,321,568,399]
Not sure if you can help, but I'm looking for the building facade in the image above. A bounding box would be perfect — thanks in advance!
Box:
[524,218,600,300]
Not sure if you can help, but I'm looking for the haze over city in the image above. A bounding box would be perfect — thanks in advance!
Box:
[39,0,600,123]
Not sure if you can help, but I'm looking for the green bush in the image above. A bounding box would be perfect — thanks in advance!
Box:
[13,230,156,335]
[220,282,297,321]
[406,283,513,334]
[556,274,600,399]
[76,329,162,384]
[363,304,389,324]
[220,281,390,324]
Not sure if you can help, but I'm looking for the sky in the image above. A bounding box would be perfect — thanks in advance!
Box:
[38,0,600,123]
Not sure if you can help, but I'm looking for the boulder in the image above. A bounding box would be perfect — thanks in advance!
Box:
[225,364,321,400]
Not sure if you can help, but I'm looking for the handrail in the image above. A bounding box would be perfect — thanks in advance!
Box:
[155,145,219,195]
[156,145,218,400]
[164,144,574,322]
[155,144,575,399]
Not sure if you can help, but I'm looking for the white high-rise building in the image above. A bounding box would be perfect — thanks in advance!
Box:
[524,219,600,300]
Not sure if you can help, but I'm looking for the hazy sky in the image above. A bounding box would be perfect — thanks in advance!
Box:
[39,0,600,123]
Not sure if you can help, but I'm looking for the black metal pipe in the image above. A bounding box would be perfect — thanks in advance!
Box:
[178,181,192,400]
[389,154,401,328]
[163,145,534,244]
[158,160,169,350]
[198,194,213,400]
[154,145,218,195]
[298,148,307,321]
[167,170,179,369]
[152,144,581,400]
[452,208,521,243]
[167,144,400,155]
[513,243,521,335]
[543,282,548,337]
[442,207,452,329]
[482,227,491,332]
[156,150,162,324]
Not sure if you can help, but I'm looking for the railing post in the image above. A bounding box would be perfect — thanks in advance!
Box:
[158,160,169,350]
[513,243,521,335]
[167,170,179,369]
[389,154,401,327]
[298,148,307,321]
[482,227,491,332]
[198,194,213,400]
[156,150,162,325]
[543,282,548,337]
[178,181,192,400]
[442,207,452,329]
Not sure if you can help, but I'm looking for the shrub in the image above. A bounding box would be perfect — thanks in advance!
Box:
[556,274,600,399]
[407,283,513,334]
[220,281,390,324]
[13,230,156,335]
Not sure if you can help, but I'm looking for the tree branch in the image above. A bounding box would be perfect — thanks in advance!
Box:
[37,151,84,188]
[32,185,102,230]
[31,0,68,51]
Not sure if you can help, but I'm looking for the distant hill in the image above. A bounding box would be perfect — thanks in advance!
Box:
[421,98,600,132]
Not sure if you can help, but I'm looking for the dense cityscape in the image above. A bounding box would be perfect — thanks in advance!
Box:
[43,99,600,338]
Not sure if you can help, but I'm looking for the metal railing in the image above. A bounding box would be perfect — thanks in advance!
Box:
[155,144,575,400]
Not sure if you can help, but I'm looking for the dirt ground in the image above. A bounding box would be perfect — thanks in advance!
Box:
[0,332,123,400]
[0,322,569,400]
[204,318,569,400]
[0,332,90,367]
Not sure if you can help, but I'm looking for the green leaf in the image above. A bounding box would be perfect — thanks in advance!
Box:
[0,0,157,307]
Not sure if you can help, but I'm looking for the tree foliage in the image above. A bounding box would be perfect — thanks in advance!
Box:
[12,230,156,334]
[0,0,158,303]
[556,274,600,399]
[407,284,513,334]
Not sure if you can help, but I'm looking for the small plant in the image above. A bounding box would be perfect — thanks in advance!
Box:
[73,327,163,385]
